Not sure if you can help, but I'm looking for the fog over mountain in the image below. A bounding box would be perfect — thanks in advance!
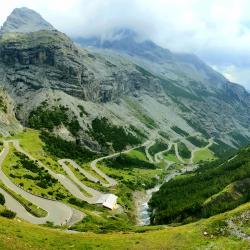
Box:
[0,0,250,89]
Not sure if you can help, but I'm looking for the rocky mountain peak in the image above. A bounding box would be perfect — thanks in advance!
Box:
[0,7,55,35]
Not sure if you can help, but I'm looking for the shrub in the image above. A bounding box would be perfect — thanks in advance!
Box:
[0,193,5,205]
[40,131,96,163]
[178,142,191,159]
[0,209,16,219]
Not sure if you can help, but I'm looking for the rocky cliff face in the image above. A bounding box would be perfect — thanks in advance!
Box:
[0,30,161,103]
[0,88,22,136]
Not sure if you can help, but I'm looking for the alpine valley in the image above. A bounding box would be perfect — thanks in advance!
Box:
[0,7,249,250]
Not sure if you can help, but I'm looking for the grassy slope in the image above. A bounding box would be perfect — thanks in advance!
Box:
[164,153,180,163]
[2,145,70,200]
[4,129,166,232]
[8,129,64,174]
[0,202,249,250]
[149,144,250,224]
[193,148,216,163]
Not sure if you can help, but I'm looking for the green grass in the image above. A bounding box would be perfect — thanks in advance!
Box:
[0,202,249,249]
[193,148,216,163]
[2,144,71,201]
[164,153,180,163]
[8,129,64,174]
[127,149,147,161]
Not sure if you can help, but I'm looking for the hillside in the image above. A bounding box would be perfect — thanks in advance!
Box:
[0,8,249,153]
[76,28,250,148]
[149,144,250,225]
[0,200,250,249]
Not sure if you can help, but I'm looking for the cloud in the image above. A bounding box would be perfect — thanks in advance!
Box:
[0,0,250,88]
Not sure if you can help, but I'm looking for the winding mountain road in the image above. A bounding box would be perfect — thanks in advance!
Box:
[90,139,155,187]
[0,135,178,226]
[0,141,84,226]
[154,142,173,163]
[145,140,155,163]
[58,159,102,203]
[10,140,97,203]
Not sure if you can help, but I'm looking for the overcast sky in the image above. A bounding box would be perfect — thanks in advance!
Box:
[1,0,250,90]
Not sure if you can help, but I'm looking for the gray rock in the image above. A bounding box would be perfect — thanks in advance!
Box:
[0,7,54,35]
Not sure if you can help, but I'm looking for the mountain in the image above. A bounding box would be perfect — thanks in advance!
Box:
[0,8,249,152]
[0,7,250,248]
[0,7,54,35]
[76,29,250,148]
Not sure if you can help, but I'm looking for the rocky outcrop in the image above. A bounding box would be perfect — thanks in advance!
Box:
[0,30,161,103]
[0,7,54,35]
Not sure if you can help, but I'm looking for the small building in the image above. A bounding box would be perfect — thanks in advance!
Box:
[96,193,118,210]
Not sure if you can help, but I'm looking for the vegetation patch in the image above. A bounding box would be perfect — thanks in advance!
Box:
[148,140,169,156]
[3,146,71,200]
[103,154,156,170]
[171,126,189,137]
[186,136,207,148]
[0,209,16,219]
[177,142,191,159]
[0,193,5,205]
[210,139,235,158]
[40,131,96,163]
[91,117,140,151]
[229,131,250,147]
[28,103,80,136]
[149,145,250,225]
